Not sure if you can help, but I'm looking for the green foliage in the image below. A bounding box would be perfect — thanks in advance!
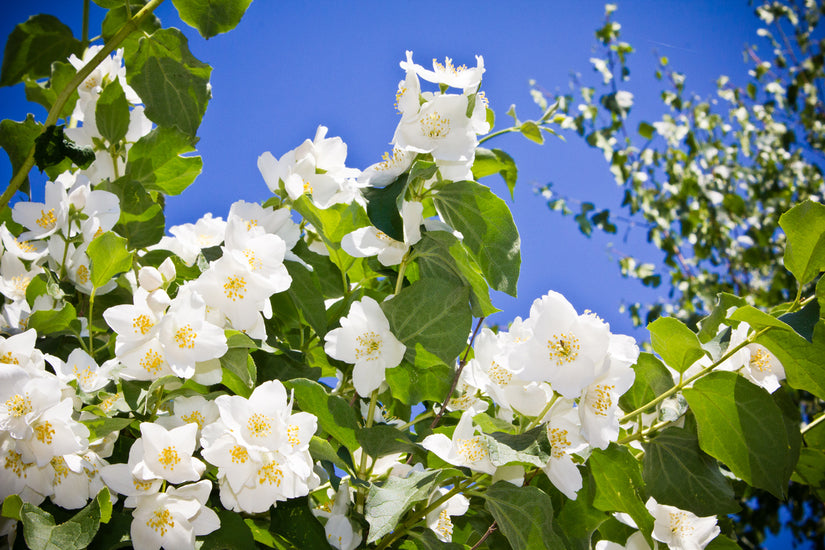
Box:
[0,114,42,194]
[125,126,203,195]
[484,482,564,550]
[95,79,130,145]
[172,0,254,39]
[0,14,82,87]
[365,468,442,543]
[647,316,708,374]
[87,230,132,289]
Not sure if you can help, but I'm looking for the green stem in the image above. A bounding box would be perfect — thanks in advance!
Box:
[619,326,772,423]
[82,0,90,49]
[0,0,166,212]
[88,287,97,357]
[375,473,484,550]
[617,419,670,445]
[524,391,559,431]
[802,412,825,435]
[397,410,434,431]
[395,255,409,294]
[478,126,519,144]
[355,389,380,512]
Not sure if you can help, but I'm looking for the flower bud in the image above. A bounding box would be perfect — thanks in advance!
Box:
[146,288,171,313]
[158,257,176,283]
[138,266,163,291]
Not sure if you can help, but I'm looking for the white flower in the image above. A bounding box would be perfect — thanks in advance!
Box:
[393,93,477,163]
[541,400,588,499]
[406,54,485,92]
[741,343,785,393]
[100,439,163,507]
[358,147,415,186]
[646,497,720,550]
[131,422,205,485]
[421,410,496,475]
[0,224,47,261]
[12,180,69,240]
[130,480,219,550]
[324,296,406,397]
[425,488,469,542]
[17,398,90,467]
[150,213,226,266]
[0,252,42,302]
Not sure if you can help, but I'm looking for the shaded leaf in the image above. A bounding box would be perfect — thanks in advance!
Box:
[285,378,360,452]
[125,126,203,195]
[0,14,82,87]
[0,114,42,194]
[172,0,254,39]
[484,482,564,550]
[365,468,442,543]
[619,352,674,413]
[779,200,825,285]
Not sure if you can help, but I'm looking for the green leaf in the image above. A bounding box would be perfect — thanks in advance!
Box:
[484,482,564,550]
[589,444,654,547]
[34,124,95,171]
[753,321,825,401]
[220,349,255,392]
[414,230,498,317]
[99,177,165,249]
[0,114,43,194]
[778,298,819,342]
[519,121,544,144]
[484,427,553,467]
[269,496,328,549]
[87,231,132,289]
[381,278,472,365]
[95,79,130,144]
[385,360,452,405]
[682,371,801,499]
[647,316,709,374]
[697,293,746,343]
[471,147,518,199]
[399,530,464,550]
[172,0,253,39]
[102,3,161,43]
[284,260,328,337]
[357,425,421,459]
[285,378,360,452]
[791,448,825,499]
[0,14,82,87]
[19,489,106,550]
[638,121,654,140]
[202,509,257,549]
[309,435,351,473]
[254,349,322,383]
[643,417,739,516]
[81,415,133,441]
[365,468,442,543]
[27,303,76,335]
[1,495,22,520]
[292,195,371,273]
[554,469,608,550]
[125,126,203,195]
[433,180,520,296]
[779,200,825,286]
[363,172,407,241]
[125,28,212,137]
[618,352,674,413]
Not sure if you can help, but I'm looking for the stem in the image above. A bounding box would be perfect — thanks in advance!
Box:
[375,473,484,550]
[802,412,825,435]
[87,287,97,357]
[355,389,380,512]
[470,521,497,550]
[478,126,518,144]
[617,419,671,445]
[395,255,409,294]
[397,410,434,431]
[525,391,560,431]
[430,316,486,429]
[619,326,772,423]
[82,0,90,49]
[0,0,166,212]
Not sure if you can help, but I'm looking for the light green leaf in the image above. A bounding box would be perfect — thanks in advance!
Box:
[96,79,130,144]
[220,349,255,392]
[519,121,544,144]
[19,489,106,550]
[682,371,801,499]
[472,147,518,199]
[309,435,351,473]
[484,482,564,550]
[24,61,79,119]
[87,231,132,289]
[381,278,472,365]
[27,303,76,335]
[590,444,655,547]
[172,0,253,39]
[433,180,520,296]
[0,14,82,87]
[618,352,674,413]
[1,495,22,520]
[697,293,746,343]
[81,415,133,441]
[125,126,203,195]
[385,360,452,405]
[643,418,739,516]
[292,195,371,273]
[285,378,360,452]
[365,468,442,543]
[124,28,212,137]
[647,316,709,374]
[779,200,825,285]
[99,177,165,249]
[414,230,498,317]
[483,426,553,467]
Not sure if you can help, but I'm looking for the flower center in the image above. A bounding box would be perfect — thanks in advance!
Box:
[1,352,19,365]
[287,424,301,447]
[15,238,36,253]
[355,331,382,361]
[5,393,32,417]
[34,421,55,444]
[51,456,70,484]
[435,508,454,539]
[258,460,284,486]
[76,265,89,284]
[420,111,451,139]
[133,478,154,491]
[547,332,580,365]
[36,208,56,230]
[174,324,197,349]
[73,365,95,387]
[147,508,176,536]
[223,275,247,301]
[433,56,468,76]
[376,148,406,172]
[181,410,206,429]
[669,511,695,538]
[230,445,249,463]
[11,276,30,293]
[4,449,28,479]
[132,314,154,335]
[243,248,262,271]
[488,361,513,386]
[157,446,180,470]
[246,219,258,231]
[247,413,272,438]
[548,427,571,459]
[587,384,615,417]
[456,436,489,463]
[141,349,164,374]
[750,348,772,373]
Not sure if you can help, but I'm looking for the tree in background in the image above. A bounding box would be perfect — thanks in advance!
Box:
[530,1,825,547]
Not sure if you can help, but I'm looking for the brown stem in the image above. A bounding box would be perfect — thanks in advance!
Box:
[470,521,497,549]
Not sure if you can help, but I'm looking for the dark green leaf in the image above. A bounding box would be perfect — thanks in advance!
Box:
[202,509,257,549]
[125,126,203,195]
[589,444,654,547]
[0,14,82,87]
[365,468,442,543]
[433,180,520,296]
[682,371,800,499]
[618,352,674,413]
[472,147,517,199]
[638,121,654,140]
[697,293,746,343]
[643,417,739,516]
[363,172,407,241]
[125,28,212,137]
[87,231,132,289]
[779,200,825,286]
[99,177,165,249]
[385,361,452,405]
[484,482,564,550]
[357,424,421,459]
[284,260,328,337]
[647,316,709,374]
[285,378,360,451]
[172,0,253,39]
[34,124,95,171]
[0,115,43,193]
[778,298,819,342]
[95,79,130,144]
[554,469,608,550]
[269,496,328,549]
[381,278,472,365]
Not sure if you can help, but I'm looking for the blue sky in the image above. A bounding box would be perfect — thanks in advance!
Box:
[0,1,763,338]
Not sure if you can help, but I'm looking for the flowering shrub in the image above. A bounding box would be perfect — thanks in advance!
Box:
[0,2,822,549]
